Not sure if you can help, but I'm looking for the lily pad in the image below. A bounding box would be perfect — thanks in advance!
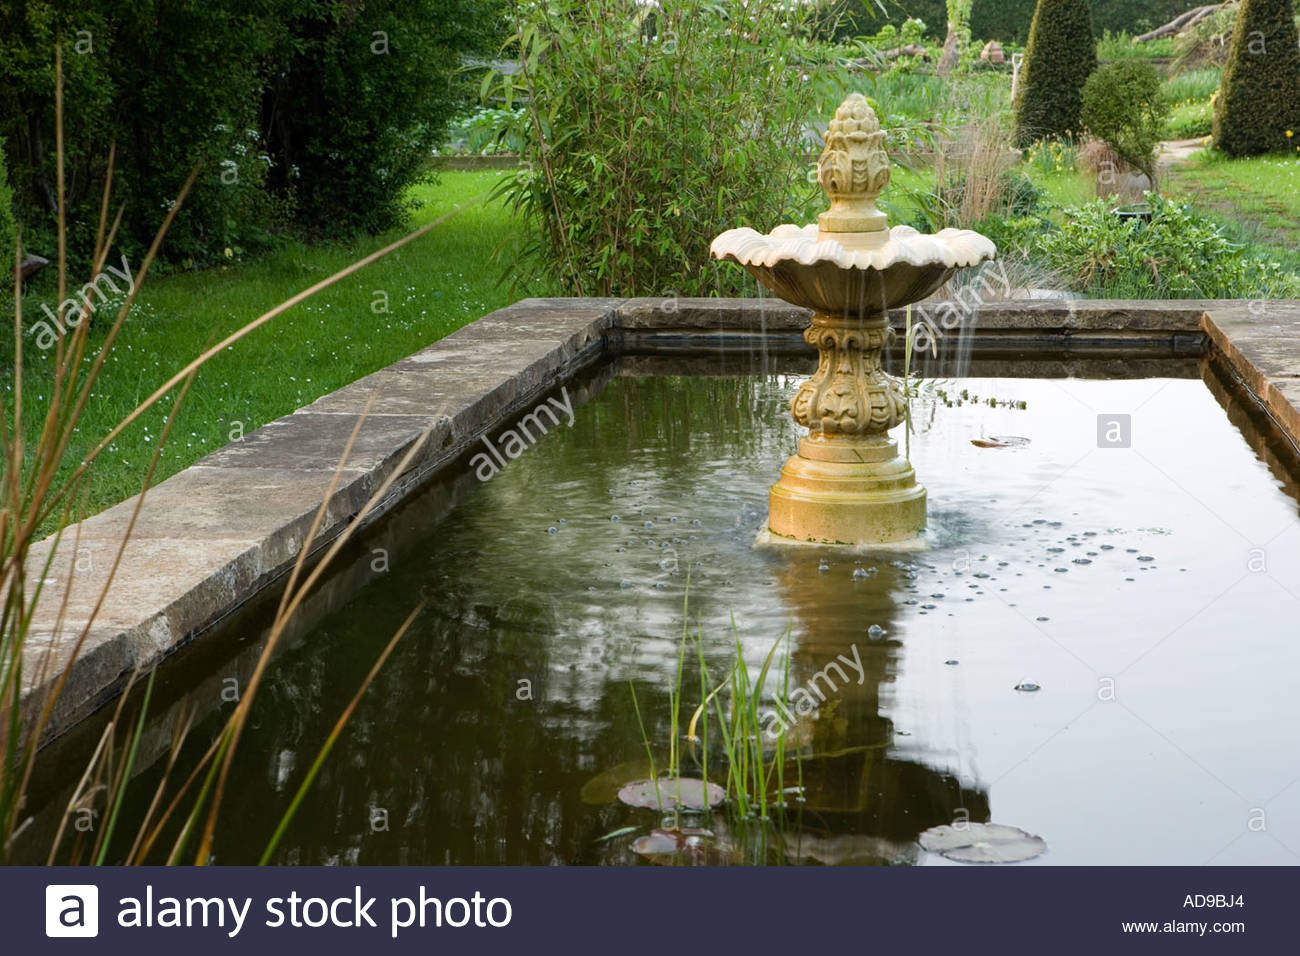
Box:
[618,777,725,811]
[580,757,662,805]
[631,827,741,866]
[971,435,1031,449]
[918,822,1047,864]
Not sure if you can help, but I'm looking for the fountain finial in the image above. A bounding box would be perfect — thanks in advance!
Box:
[817,93,891,234]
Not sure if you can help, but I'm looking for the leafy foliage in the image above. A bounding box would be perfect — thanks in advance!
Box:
[0,135,15,281]
[0,1,282,268]
[490,0,838,297]
[1034,193,1300,298]
[1173,3,1241,72]
[837,1,1191,43]
[1212,0,1300,156]
[261,0,501,238]
[1081,61,1167,184]
[0,0,502,267]
[1014,0,1097,146]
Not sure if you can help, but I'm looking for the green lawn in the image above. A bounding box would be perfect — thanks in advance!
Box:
[3,169,523,529]
[1165,150,1300,263]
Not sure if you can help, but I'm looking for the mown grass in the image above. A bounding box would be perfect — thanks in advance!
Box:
[2,169,521,531]
[1165,150,1300,267]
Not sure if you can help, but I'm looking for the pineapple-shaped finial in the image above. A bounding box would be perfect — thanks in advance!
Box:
[817,93,891,234]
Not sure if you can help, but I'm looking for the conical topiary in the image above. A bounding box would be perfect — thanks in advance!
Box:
[1012,0,1097,146]
[1212,0,1300,156]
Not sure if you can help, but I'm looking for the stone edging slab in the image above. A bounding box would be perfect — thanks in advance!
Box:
[21,296,1300,738]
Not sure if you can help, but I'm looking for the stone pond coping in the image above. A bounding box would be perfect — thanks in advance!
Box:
[21,296,1300,739]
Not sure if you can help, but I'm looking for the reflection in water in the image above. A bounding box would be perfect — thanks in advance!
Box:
[772,559,987,865]
[19,357,1300,866]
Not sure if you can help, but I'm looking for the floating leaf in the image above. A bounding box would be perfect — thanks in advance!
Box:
[618,777,725,810]
[919,823,1047,864]
[594,825,641,843]
[580,756,662,805]
[971,435,1031,449]
[631,827,741,866]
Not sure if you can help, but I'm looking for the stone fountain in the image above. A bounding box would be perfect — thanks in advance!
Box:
[711,93,995,546]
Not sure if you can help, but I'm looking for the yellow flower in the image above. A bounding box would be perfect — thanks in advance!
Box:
[1289,130,1296,138]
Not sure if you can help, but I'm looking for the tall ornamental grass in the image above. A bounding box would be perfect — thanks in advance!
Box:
[488,0,842,297]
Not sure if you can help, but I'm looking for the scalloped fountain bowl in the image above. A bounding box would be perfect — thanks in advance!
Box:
[710,223,994,318]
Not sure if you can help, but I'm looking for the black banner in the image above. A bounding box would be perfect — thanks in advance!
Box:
[10,866,1292,953]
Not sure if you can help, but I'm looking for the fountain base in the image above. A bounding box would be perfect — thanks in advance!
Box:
[767,435,926,546]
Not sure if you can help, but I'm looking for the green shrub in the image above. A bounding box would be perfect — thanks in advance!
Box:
[1034,193,1300,298]
[492,0,831,297]
[0,0,502,267]
[1014,0,1097,146]
[1081,61,1166,184]
[974,212,1052,255]
[0,1,284,269]
[261,0,500,238]
[0,135,16,282]
[1212,0,1300,156]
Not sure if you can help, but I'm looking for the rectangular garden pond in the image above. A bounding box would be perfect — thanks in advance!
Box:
[17,299,1300,864]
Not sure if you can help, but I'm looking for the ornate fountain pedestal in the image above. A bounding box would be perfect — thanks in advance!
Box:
[712,93,995,548]
[768,312,925,545]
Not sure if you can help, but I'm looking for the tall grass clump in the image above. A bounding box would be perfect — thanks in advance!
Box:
[488,0,839,297]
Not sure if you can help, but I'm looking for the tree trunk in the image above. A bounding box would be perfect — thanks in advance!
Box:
[939,25,961,74]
